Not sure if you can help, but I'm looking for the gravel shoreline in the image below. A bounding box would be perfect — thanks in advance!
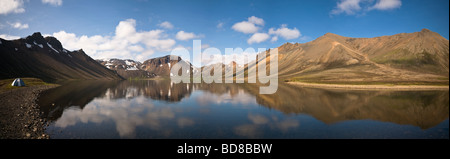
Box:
[0,85,58,139]
[287,82,449,90]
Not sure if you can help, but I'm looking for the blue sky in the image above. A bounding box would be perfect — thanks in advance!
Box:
[1,0,449,62]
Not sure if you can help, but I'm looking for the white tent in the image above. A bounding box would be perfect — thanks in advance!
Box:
[11,78,25,87]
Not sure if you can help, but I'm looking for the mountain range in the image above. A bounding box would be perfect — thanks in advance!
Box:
[0,32,122,81]
[1,29,448,84]
[243,28,449,84]
[96,55,197,79]
[95,58,152,79]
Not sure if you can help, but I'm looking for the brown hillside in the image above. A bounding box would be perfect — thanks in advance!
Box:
[242,29,449,84]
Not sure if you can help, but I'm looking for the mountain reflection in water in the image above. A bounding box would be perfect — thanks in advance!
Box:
[38,80,449,139]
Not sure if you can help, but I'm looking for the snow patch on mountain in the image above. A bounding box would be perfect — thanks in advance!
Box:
[33,41,43,48]
[125,60,134,66]
[126,66,139,70]
[47,43,59,53]
[25,43,32,48]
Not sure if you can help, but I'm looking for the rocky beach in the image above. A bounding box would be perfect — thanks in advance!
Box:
[0,85,57,139]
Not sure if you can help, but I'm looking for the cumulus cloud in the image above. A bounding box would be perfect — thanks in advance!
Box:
[369,0,401,10]
[175,31,201,41]
[331,0,362,15]
[41,0,63,6]
[201,44,210,49]
[216,22,224,29]
[268,24,301,40]
[198,49,259,67]
[299,36,311,42]
[232,16,302,44]
[231,16,264,34]
[331,0,402,15]
[52,19,177,62]
[247,33,269,44]
[0,0,25,15]
[247,16,264,26]
[232,21,259,34]
[0,34,20,40]
[270,36,278,42]
[158,21,174,29]
[115,19,137,38]
[8,22,29,30]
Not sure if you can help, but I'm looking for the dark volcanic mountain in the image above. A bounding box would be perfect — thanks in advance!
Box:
[0,32,123,81]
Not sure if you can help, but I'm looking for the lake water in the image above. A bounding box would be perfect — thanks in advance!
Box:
[38,80,449,139]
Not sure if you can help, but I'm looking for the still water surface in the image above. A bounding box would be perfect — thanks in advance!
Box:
[38,80,449,139]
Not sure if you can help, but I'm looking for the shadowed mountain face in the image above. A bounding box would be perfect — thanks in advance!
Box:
[242,29,449,84]
[38,80,448,130]
[0,33,123,81]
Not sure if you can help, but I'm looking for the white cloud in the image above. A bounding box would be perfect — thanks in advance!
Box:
[128,45,144,52]
[270,36,278,42]
[115,19,137,38]
[232,21,259,34]
[331,0,362,15]
[299,36,311,42]
[136,50,156,62]
[158,21,174,29]
[0,34,20,40]
[217,22,224,29]
[268,24,301,40]
[42,0,62,6]
[8,22,29,30]
[142,38,176,51]
[52,19,177,62]
[331,0,402,15]
[369,0,401,10]
[232,16,302,44]
[231,16,264,34]
[247,16,264,26]
[201,44,210,49]
[197,48,259,66]
[175,31,200,41]
[247,33,269,44]
[0,0,25,15]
